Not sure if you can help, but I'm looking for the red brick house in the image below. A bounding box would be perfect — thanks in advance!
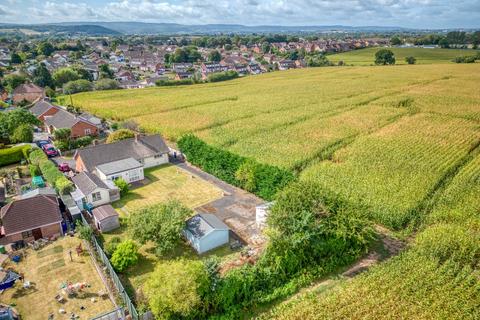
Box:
[12,83,45,104]
[0,195,63,245]
[44,108,98,138]
[30,100,60,121]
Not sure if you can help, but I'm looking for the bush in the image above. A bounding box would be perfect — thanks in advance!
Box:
[155,78,195,86]
[29,148,48,166]
[104,236,122,257]
[207,70,239,83]
[39,160,63,188]
[453,55,477,63]
[178,134,295,200]
[71,136,93,149]
[144,260,210,319]
[55,176,74,195]
[29,164,41,177]
[110,239,139,272]
[63,79,93,94]
[76,220,93,241]
[11,124,33,143]
[0,145,31,167]
[106,129,135,143]
[95,78,120,91]
[405,56,417,65]
[114,177,129,196]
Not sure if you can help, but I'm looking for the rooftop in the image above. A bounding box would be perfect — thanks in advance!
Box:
[96,157,143,176]
[185,213,229,239]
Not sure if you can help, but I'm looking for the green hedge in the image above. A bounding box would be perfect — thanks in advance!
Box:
[29,148,73,194]
[177,134,294,200]
[207,70,239,83]
[0,145,32,167]
[29,148,48,166]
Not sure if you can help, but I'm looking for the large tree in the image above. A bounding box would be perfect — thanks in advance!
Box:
[62,79,93,94]
[3,74,27,93]
[375,49,396,65]
[128,200,191,256]
[53,67,80,87]
[208,50,222,62]
[0,108,40,141]
[32,63,54,88]
[37,41,55,57]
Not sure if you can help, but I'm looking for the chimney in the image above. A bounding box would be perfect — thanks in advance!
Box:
[134,133,139,142]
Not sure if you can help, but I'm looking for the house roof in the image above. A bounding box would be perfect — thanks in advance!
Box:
[92,205,118,222]
[30,100,59,117]
[44,108,93,130]
[185,213,229,239]
[75,134,169,172]
[96,157,143,176]
[20,187,57,199]
[0,195,61,236]
[13,83,44,95]
[72,171,109,195]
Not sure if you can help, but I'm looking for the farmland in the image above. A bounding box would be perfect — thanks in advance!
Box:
[69,63,480,318]
[328,47,480,65]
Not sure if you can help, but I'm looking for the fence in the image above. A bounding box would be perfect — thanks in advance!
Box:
[80,213,141,320]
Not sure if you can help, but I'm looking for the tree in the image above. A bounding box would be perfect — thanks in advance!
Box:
[261,42,271,53]
[0,108,40,141]
[76,220,93,241]
[99,64,114,79]
[439,38,450,48]
[63,79,93,94]
[11,124,33,143]
[3,74,26,93]
[95,78,120,91]
[56,176,74,195]
[106,128,135,143]
[208,50,222,62]
[405,56,417,65]
[129,200,191,256]
[288,50,299,60]
[104,236,122,257]
[74,67,94,81]
[390,36,402,46]
[10,52,22,64]
[53,128,71,141]
[235,160,258,192]
[144,260,210,319]
[110,240,139,272]
[37,42,55,57]
[374,49,396,65]
[53,67,80,87]
[114,177,129,196]
[32,63,54,88]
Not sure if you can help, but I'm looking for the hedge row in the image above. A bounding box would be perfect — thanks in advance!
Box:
[177,134,294,200]
[29,148,73,195]
[0,145,32,167]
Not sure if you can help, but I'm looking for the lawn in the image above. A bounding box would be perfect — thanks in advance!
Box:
[328,47,479,65]
[113,164,224,214]
[1,236,115,320]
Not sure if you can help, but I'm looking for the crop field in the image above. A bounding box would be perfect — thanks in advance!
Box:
[328,47,479,65]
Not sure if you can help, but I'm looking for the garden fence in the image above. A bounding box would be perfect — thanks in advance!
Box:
[80,213,142,320]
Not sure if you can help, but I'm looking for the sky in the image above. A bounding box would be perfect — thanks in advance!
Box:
[0,0,479,29]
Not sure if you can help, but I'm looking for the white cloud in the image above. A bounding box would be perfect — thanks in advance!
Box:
[1,0,479,28]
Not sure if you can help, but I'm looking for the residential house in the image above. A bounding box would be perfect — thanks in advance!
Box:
[74,134,169,174]
[174,72,194,80]
[172,63,193,73]
[247,62,262,74]
[0,195,63,245]
[201,62,228,76]
[277,59,296,70]
[79,112,103,130]
[30,100,60,121]
[183,213,230,254]
[12,83,45,104]
[71,171,119,209]
[44,108,98,138]
[95,157,145,183]
[91,205,120,232]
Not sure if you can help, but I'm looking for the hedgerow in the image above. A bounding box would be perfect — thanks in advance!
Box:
[29,148,73,194]
[0,145,31,167]
[177,134,294,200]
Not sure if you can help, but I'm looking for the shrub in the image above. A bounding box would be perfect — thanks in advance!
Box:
[207,70,238,83]
[453,55,477,63]
[178,134,294,200]
[114,177,129,196]
[76,220,93,241]
[144,260,210,319]
[55,176,74,195]
[29,164,41,177]
[104,236,122,257]
[155,78,195,86]
[28,148,48,166]
[110,239,139,272]
[63,79,93,94]
[39,160,63,187]
[106,129,135,143]
[0,145,31,167]
[95,78,120,91]
[405,56,416,64]
[129,200,191,256]
[71,136,92,149]
[11,124,33,143]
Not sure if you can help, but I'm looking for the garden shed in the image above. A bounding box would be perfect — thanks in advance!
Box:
[31,176,45,188]
[91,204,120,232]
[183,213,229,254]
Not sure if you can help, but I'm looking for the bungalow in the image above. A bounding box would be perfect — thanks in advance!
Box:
[12,83,45,104]
[0,195,63,245]
[183,213,230,254]
[30,100,60,121]
[71,171,119,209]
[277,60,296,70]
[96,157,144,183]
[74,134,169,174]
[44,109,98,138]
[91,205,120,232]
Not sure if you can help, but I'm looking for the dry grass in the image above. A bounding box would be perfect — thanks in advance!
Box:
[1,236,114,320]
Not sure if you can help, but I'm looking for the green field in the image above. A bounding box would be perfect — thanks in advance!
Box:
[69,63,480,318]
[328,47,479,65]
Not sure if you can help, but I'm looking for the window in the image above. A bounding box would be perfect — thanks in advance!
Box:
[154,154,162,159]
[85,128,91,135]
[92,191,102,202]
[129,170,140,182]
[22,230,33,239]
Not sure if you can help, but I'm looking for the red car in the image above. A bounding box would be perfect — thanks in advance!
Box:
[58,163,70,173]
[42,144,58,157]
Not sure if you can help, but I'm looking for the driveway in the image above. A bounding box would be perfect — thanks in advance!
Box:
[51,156,76,170]
[176,162,266,246]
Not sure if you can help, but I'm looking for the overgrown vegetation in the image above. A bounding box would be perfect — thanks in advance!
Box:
[106,128,135,143]
[110,239,139,272]
[0,145,31,167]
[28,148,73,194]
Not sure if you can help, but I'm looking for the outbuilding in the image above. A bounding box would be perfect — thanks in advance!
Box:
[183,213,229,254]
[91,205,120,232]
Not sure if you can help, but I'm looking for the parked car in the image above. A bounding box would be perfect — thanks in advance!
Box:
[58,163,70,173]
[36,140,50,148]
[42,144,58,157]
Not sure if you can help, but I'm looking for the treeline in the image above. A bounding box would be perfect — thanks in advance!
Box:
[392,31,480,48]
[177,134,294,200]
[29,148,73,194]
[156,71,239,87]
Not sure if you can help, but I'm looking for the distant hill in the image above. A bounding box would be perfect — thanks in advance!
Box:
[0,24,121,36]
